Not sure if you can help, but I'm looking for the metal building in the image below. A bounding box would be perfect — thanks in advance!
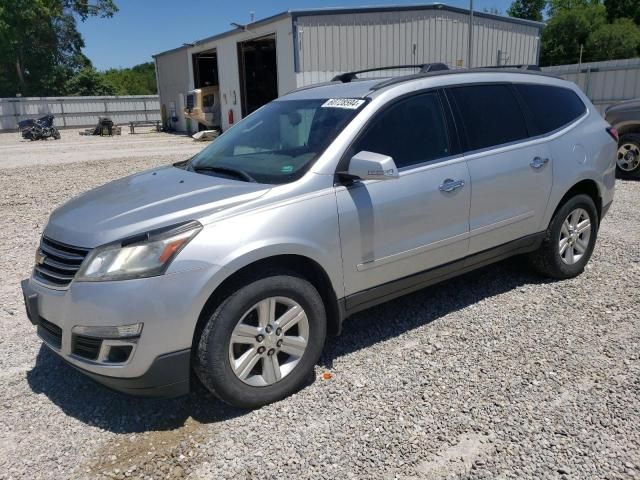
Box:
[153,4,543,132]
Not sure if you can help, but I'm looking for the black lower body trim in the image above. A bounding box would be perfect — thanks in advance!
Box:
[58,347,191,398]
[344,231,545,315]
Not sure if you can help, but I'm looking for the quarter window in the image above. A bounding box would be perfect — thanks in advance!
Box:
[352,92,450,169]
[448,84,528,151]
[514,84,586,135]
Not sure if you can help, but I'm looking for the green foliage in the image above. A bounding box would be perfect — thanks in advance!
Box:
[507,0,546,22]
[0,0,117,97]
[101,62,157,95]
[604,0,640,24]
[586,18,640,60]
[540,0,640,65]
[541,3,607,65]
[65,66,115,95]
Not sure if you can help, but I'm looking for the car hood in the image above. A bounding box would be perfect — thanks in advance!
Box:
[44,165,270,247]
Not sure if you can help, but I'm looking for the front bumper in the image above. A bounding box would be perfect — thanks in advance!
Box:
[21,266,220,397]
[60,346,191,397]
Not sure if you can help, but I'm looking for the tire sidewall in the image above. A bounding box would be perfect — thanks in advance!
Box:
[198,275,326,408]
[548,194,599,277]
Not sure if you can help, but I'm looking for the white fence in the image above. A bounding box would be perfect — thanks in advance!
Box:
[543,58,640,114]
[0,95,161,131]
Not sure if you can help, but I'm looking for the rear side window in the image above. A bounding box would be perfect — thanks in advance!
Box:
[514,84,586,135]
[448,84,528,151]
[352,92,450,169]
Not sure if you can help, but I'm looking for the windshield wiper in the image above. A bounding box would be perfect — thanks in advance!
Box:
[190,165,257,183]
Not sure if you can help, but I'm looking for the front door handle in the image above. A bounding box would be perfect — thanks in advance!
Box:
[439,178,465,193]
[530,157,550,169]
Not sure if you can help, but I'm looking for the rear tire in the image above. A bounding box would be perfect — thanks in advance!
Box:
[529,194,598,279]
[616,133,640,179]
[194,272,326,408]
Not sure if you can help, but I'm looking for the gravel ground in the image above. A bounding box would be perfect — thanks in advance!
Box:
[0,128,204,169]
[0,131,638,480]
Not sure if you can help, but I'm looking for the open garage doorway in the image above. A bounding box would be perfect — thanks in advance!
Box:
[193,49,219,88]
[237,34,278,116]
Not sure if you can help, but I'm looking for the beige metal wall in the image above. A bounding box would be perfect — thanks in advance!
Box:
[155,47,190,132]
[294,9,540,85]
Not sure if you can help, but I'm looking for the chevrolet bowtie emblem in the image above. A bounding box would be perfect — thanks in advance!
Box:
[35,250,46,265]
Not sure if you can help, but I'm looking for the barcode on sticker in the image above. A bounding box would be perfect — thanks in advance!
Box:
[321,98,365,109]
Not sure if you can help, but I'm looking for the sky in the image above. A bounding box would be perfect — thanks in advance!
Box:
[78,0,514,70]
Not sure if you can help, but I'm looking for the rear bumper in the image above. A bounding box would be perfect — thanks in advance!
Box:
[22,278,191,398]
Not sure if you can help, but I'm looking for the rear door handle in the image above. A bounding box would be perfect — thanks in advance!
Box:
[530,157,549,169]
[439,178,465,192]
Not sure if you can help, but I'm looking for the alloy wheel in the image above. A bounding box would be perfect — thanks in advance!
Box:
[617,143,640,172]
[558,208,591,265]
[228,296,309,386]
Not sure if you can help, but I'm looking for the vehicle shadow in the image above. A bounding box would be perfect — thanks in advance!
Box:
[26,257,554,434]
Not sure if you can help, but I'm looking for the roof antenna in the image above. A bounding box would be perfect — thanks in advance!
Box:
[250,11,255,23]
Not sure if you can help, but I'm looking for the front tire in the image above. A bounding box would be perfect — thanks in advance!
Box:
[529,194,599,279]
[616,133,640,179]
[194,273,326,408]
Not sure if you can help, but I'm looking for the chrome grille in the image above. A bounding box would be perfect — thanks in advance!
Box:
[33,237,90,289]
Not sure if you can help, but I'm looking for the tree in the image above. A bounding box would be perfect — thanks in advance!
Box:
[604,0,640,24]
[0,0,117,97]
[547,0,602,17]
[102,62,157,95]
[507,0,546,22]
[585,18,640,61]
[540,3,607,65]
[65,66,115,95]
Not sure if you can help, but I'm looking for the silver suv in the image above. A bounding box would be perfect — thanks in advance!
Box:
[22,67,616,408]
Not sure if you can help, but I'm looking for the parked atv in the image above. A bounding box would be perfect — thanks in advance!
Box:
[18,115,61,141]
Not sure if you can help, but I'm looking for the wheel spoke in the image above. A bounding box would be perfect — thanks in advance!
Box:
[570,211,580,228]
[233,348,261,380]
[276,305,305,333]
[561,221,570,238]
[280,335,307,358]
[576,219,591,235]
[575,238,588,254]
[565,246,575,264]
[257,298,276,328]
[231,323,259,345]
[559,237,570,255]
[262,355,282,383]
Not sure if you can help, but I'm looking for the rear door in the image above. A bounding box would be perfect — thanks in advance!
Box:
[336,91,471,298]
[446,84,553,254]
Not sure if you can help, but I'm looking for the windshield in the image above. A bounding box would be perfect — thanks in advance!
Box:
[187,98,366,184]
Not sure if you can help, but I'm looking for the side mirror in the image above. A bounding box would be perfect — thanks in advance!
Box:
[344,151,399,181]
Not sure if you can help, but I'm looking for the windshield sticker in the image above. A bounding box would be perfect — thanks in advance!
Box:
[321,98,365,109]
[281,165,294,173]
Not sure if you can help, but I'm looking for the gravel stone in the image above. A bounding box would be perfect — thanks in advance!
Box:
[0,129,638,479]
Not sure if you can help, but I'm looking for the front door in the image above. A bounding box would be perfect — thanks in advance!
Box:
[336,91,471,298]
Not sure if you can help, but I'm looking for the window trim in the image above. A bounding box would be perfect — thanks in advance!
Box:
[335,88,461,176]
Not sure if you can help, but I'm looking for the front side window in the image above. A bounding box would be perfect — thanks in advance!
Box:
[448,84,528,151]
[352,92,450,169]
[514,84,586,135]
[188,99,365,184]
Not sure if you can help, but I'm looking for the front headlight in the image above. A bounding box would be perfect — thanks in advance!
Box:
[76,221,202,282]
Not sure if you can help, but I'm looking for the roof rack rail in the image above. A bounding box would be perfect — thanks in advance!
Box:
[483,64,541,71]
[332,63,449,83]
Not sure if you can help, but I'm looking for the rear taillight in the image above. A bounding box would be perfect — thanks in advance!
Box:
[606,126,619,143]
